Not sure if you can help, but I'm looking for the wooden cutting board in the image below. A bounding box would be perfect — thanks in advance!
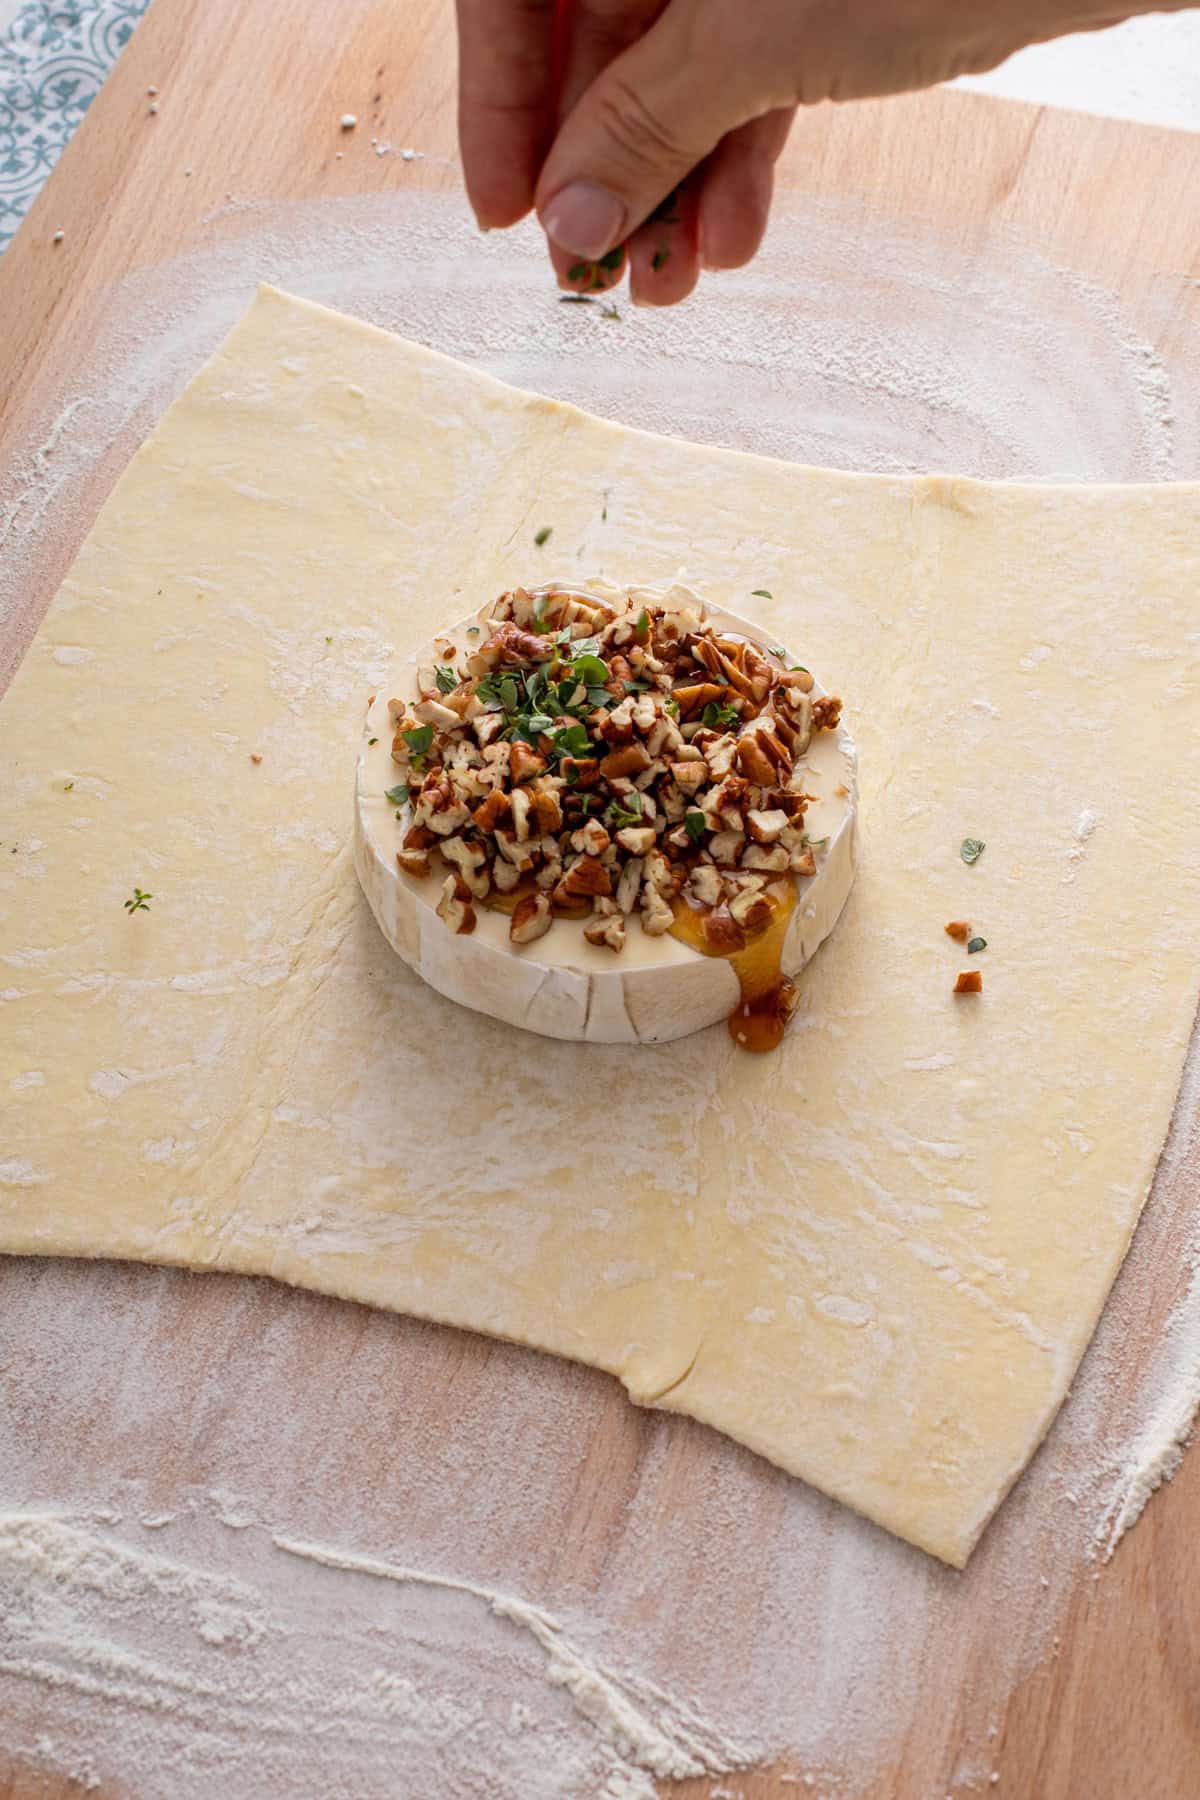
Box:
[3,4,1200,1796]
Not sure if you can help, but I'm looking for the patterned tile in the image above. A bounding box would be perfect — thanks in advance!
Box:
[1,0,149,252]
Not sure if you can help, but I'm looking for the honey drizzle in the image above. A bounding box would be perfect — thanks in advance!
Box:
[669,882,798,1053]
[485,878,590,921]
[490,877,797,1049]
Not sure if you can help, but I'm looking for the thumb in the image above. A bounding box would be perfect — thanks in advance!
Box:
[535,8,771,261]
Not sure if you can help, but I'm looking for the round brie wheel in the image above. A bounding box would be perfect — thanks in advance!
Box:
[354,584,858,1045]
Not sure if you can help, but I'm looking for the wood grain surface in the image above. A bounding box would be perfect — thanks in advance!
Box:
[2,3,1200,1796]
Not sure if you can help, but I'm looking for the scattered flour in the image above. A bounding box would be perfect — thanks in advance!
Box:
[0,1511,742,1799]
[2,187,1200,1797]
[1100,1255,1200,1549]
[273,1533,751,1781]
[1095,1024,1200,1554]
[1063,805,1102,881]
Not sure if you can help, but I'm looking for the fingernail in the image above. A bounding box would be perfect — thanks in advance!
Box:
[540,182,626,260]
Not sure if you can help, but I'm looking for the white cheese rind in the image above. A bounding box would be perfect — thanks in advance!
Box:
[354,592,858,1042]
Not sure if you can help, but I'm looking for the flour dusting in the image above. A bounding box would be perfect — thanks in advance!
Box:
[0,1509,741,1799]
[273,1533,750,1782]
[1100,1254,1200,1552]
[3,186,1200,1799]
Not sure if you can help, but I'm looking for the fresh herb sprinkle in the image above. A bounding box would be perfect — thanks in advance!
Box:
[701,699,740,730]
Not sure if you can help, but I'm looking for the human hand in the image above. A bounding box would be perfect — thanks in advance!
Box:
[456,0,1179,305]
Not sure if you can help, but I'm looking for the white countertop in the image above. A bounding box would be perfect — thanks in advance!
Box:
[958,11,1200,131]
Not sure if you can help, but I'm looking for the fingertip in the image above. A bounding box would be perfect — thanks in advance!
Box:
[628,227,699,307]
[697,154,773,271]
[696,109,792,272]
[547,235,627,294]
[625,178,699,306]
[460,144,538,232]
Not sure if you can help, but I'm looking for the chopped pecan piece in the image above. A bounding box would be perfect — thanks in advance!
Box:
[510,891,553,945]
[615,825,657,855]
[571,818,612,858]
[640,886,675,936]
[529,786,564,833]
[616,857,644,914]
[728,887,775,933]
[560,756,601,789]
[670,760,707,795]
[686,864,723,908]
[472,790,511,833]
[671,681,729,719]
[746,808,789,844]
[470,621,552,671]
[597,697,636,746]
[436,874,476,934]
[584,911,626,952]
[741,844,790,873]
[708,830,745,868]
[700,905,746,954]
[441,834,490,899]
[599,742,652,781]
[735,732,778,785]
[396,850,431,878]
[509,741,547,784]
[560,855,613,899]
